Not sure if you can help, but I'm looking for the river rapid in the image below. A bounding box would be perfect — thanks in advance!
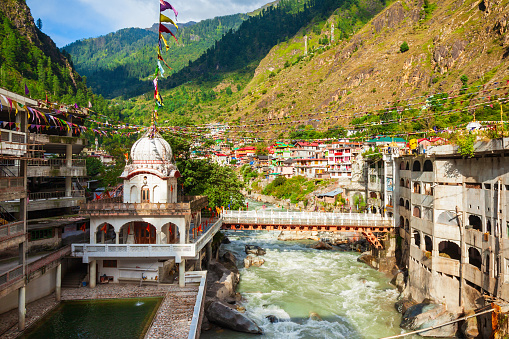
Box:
[202,200,416,339]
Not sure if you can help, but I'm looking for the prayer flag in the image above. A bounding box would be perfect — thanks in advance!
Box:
[159,33,169,51]
[80,223,86,232]
[160,14,178,29]
[25,83,29,96]
[160,0,178,17]
[101,224,107,234]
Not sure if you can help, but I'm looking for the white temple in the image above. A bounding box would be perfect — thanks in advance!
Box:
[72,131,221,287]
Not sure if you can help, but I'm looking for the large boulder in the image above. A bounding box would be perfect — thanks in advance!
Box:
[390,271,407,293]
[461,310,479,338]
[312,241,333,250]
[395,297,417,314]
[206,301,262,334]
[206,260,239,301]
[245,245,266,256]
[244,255,265,268]
[357,252,374,265]
[401,302,457,337]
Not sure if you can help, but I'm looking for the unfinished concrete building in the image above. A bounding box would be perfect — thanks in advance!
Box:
[395,138,509,332]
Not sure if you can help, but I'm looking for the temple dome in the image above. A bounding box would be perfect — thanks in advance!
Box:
[131,134,173,163]
[120,131,179,179]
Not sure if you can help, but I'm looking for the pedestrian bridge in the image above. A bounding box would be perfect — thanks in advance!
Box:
[222,210,395,249]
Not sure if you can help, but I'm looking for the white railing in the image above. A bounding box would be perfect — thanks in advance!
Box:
[187,271,207,339]
[222,210,392,227]
[71,218,223,263]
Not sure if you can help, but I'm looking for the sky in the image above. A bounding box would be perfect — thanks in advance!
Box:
[26,0,270,47]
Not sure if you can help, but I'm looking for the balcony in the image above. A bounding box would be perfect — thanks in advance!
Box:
[80,196,208,217]
[29,134,87,154]
[72,218,222,263]
[0,265,24,293]
[0,129,26,157]
[0,177,25,201]
[27,159,86,177]
[2,190,86,213]
[0,221,24,247]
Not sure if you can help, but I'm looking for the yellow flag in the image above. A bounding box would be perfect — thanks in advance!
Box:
[160,14,178,29]
[159,33,169,51]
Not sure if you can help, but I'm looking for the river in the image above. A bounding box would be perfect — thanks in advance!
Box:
[202,199,416,339]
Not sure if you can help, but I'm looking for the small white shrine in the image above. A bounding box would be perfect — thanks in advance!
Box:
[73,131,216,287]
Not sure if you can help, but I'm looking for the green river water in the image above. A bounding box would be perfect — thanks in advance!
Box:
[201,199,417,339]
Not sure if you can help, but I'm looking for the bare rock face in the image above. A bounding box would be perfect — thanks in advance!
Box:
[433,40,468,74]
[206,260,239,301]
[372,2,406,33]
[244,255,265,268]
[206,301,262,334]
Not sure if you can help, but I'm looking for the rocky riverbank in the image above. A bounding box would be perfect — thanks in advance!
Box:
[202,238,265,335]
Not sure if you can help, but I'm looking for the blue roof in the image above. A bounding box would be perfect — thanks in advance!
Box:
[316,188,344,198]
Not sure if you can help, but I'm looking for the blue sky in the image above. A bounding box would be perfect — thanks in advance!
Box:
[27,0,269,47]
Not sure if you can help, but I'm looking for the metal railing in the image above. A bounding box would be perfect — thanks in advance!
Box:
[222,210,393,227]
[27,159,86,167]
[0,265,23,288]
[187,271,207,339]
[0,177,24,191]
[29,190,85,200]
[0,221,24,241]
[27,245,71,276]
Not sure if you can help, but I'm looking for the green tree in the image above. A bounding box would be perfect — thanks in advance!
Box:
[86,157,104,178]
[400,41,409,53]
[36,18,42,30]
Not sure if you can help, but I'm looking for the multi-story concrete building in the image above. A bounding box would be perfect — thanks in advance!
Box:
[294,158,329,179]
[326,142,362,179]
[395,138,509,317]
[0,88,88,331]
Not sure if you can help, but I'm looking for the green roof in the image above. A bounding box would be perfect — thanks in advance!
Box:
[367,136,407,143]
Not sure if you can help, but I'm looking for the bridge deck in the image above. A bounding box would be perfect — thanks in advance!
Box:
[222,210,394,233]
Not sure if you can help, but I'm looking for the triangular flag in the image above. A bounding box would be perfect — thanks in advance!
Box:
[160,14,178,29]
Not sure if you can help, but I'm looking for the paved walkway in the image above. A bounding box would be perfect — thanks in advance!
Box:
[0,284,199,339]
[0,294,58,339]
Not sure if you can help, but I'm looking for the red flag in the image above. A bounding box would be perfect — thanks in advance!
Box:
[80,223,86,232]
[159,24,178,43]
[146,224,150,232]
[101,224,107,234]
[127,225,130,235]
[94,193,102,200]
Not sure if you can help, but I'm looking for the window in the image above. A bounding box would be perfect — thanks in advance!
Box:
[141,186,150,203]
[29,229,53,241]
[103,260,117,268]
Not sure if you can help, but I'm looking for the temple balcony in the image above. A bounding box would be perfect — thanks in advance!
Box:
[80,196,208,217]
[0,129,27,157]
[0,221,25,249]
[71,217,222,263]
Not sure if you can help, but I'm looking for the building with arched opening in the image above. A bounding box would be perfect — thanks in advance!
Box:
[72,131,220,287]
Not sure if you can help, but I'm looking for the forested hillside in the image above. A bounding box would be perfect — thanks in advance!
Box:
[64,14,247,99]
[0,0,121,121]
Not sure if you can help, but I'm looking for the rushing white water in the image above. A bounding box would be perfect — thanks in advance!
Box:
[201,199,416,339]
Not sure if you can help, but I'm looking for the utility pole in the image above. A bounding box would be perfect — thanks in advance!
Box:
[331,24,334,44]
[304,36,308,56]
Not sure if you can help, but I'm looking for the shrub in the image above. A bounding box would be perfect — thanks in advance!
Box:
[400,41,409,53]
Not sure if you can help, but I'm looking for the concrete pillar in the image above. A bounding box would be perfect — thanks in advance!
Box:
[206,241,212,268]
[55,263,62,301]
[65,122,72,197]
[90,260,96,288]
[101,231,105,244]
[18,286,25,330]
[179,259,186,287]
[115,232,119,245]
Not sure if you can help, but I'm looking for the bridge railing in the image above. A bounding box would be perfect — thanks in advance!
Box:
[222,210,393,227]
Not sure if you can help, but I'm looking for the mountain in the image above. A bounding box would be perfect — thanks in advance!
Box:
[116,0,386,127]
[225,0,509,138]
[64,14,248,99]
